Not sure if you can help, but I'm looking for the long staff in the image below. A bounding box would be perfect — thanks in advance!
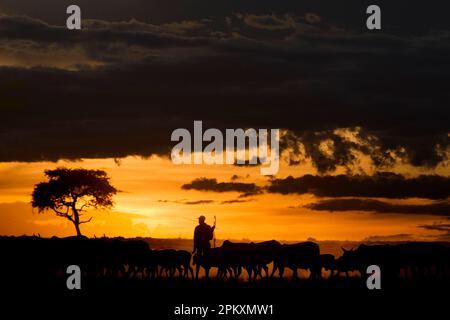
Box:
[213,216,216,248]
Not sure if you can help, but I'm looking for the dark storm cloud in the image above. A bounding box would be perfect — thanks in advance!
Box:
[0,14,210,48]
[418,222,450,241]
[304,198,450,216]
[3,0,450,32]
[0,1,449,172]
[267,173,450,199]
[182,178,263,197]
[418,223,450,232]
[281,129,396,173]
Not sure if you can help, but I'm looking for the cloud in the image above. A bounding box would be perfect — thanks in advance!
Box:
[418,222,450,241]
[268,172,450,199]
[362,234,415,242]
[281,128,449,174]
[158,197,253,205]
[304,198,450,216]
[230,174,249,181]
[0,14,210,47]
[220,198,254,204]
[0,6,448,173]
[182,199,214,205]
[239,14,296,31]
[161,19,209,35]
[157,199,215,205]
[304,13,321,24]
[182,178,263,197]
[418,222,450,232]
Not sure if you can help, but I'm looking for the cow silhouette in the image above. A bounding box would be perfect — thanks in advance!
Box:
[271,241,321,279]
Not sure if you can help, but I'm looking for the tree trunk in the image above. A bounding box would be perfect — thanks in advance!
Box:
[72,207,82,237]
[74,222,82,237]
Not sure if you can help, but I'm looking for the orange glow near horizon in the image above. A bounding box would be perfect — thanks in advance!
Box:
[0,156,448,241]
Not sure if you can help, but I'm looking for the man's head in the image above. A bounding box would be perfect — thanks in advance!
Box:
[198,215,206,224]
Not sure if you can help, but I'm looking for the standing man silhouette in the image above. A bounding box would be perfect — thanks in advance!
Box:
[193,215,215,256]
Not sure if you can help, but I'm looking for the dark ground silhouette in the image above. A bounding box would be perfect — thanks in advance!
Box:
[1,236,449,319]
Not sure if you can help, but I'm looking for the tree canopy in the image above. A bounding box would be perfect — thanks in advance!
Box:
[31,168,118,236]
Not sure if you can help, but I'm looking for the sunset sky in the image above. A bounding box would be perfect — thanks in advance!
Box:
[0,1,449,241]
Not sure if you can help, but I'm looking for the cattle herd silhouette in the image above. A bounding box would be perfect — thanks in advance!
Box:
[1,236,449,289]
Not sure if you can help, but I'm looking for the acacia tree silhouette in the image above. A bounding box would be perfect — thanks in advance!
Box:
[31,168,118,236]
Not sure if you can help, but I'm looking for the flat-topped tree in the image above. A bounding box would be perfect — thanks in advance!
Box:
[31,168,118,237]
